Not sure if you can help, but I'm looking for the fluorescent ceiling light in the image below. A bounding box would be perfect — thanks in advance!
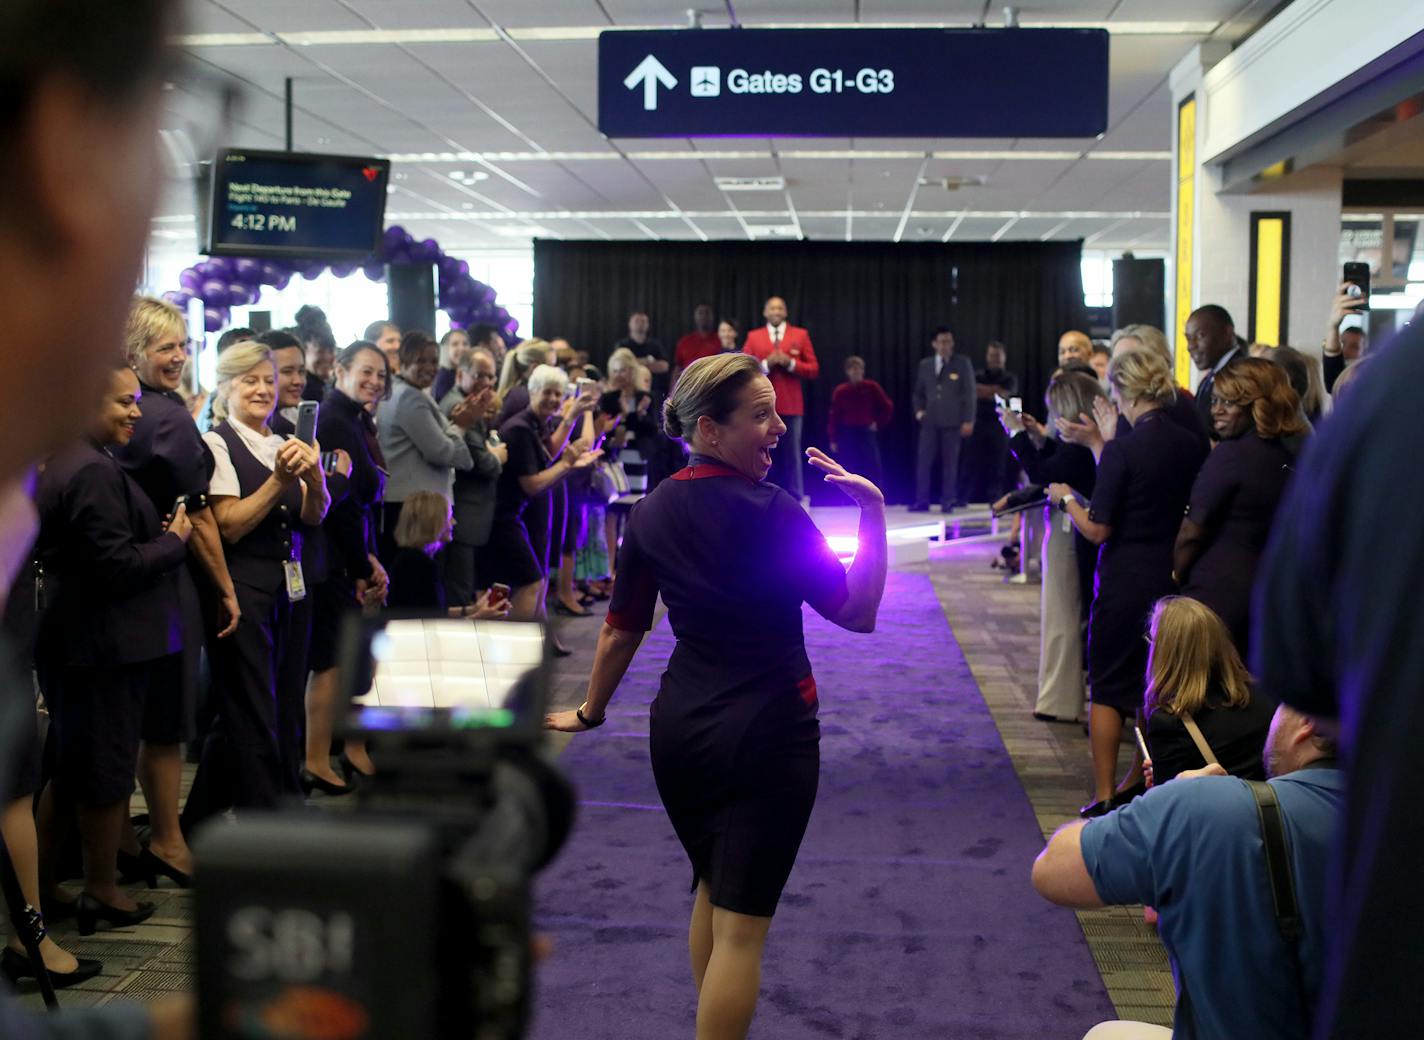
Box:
[174,20,1217,49]
[715,177,788,191]
[379,149,1169,164]
[177,32,272,46]
[386,208,1169,221]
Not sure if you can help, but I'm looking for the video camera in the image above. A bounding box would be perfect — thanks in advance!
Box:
[193,612,576,1040]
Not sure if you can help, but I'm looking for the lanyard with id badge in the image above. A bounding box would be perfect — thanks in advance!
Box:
[283,405,315,602]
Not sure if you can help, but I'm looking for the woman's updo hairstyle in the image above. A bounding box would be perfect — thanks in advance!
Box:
[294,304,336,351]
[498,340,550,394]
[1211,356,1307,439]
[1107,345,1176,408]
[211,341,273,423]
[662,353,763,443]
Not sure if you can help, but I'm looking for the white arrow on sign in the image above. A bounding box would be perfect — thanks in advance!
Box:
[624,54,677,111]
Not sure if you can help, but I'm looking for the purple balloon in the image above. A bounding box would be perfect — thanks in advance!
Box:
[329,262,357,279]
[437,255,459,277]
[163,290,193,309]
[227,281,255,307]
[205,257,233,279]
[301,261,326,280]
[504,319,519,335]
[233,258,262,282]
[383,225,407,245]
[387,247,411,266]
[203,306,228,333]
[363,260,386,281]
[179,268,203,292]
[414,239,441,263]
[272,273,292,291]
[199,278,230,307]
[457,260,469,278]
[257,260,285,284]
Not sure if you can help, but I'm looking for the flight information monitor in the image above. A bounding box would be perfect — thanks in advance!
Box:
[203,149,390,259]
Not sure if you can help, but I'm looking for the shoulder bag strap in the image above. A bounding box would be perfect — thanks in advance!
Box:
[1180,712,1220,767]
[1245,778,1311,1027]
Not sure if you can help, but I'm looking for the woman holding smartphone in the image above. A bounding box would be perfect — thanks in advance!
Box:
[187,342,329,821]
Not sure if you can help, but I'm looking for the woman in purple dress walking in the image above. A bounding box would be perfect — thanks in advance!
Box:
[546,353,888,1039]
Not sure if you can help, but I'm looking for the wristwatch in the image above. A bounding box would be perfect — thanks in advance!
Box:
[1057,493,1072,513]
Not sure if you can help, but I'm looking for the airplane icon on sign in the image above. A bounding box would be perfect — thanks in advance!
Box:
[691,66,721,97]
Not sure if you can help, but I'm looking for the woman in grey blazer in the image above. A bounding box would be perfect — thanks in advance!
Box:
[439,346,507,606]
[375,331,478,562]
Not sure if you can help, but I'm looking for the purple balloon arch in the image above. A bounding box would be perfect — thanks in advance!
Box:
[163,225,519,339]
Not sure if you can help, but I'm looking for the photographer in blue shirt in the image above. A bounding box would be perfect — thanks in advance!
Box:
[1031,704,1342,1040]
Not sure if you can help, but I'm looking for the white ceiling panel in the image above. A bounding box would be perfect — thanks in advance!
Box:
[159,0,1250,250]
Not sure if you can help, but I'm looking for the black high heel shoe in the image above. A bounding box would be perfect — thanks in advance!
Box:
[1,947,103,989]
[300,768,355,796]
[75,894,155,937]
[41,895,77,924]
[139,848,192,889]
[1109,780,1147,809]
[553,600,593,618]
[338,752,375,783]
[116,848,149,887]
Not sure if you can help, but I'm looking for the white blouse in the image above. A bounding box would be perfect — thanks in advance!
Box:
[203,420,288,498]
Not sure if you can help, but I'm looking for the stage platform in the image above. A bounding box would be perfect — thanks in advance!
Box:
[809,503,1006,565]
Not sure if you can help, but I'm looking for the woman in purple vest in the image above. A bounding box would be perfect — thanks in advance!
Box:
[189,342,329,820]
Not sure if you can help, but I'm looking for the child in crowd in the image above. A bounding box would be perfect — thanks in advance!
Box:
[387,491,509,620]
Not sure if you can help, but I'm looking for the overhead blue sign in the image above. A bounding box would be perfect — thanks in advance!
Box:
[598,28,1109,139]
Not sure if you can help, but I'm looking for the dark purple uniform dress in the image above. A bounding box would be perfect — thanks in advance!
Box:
[1086,411,1207,714]
[1178,430,1296,652]
[607,455,849,917]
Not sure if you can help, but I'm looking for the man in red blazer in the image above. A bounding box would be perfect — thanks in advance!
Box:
[742,296,819,499]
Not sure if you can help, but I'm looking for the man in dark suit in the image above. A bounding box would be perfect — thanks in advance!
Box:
[1184,305,1241,436]
[742,296,820,500]
[910,327,976,512]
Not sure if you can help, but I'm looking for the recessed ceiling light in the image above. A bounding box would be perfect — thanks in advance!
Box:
[447,170,490,185]
[714,176,787,191]
[919,175,989,190]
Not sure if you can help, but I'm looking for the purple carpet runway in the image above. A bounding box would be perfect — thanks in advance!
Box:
[530,572,1114,1039]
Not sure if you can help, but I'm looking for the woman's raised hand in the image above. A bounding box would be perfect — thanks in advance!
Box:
[166,503,193,543]
[806,447,884,509]
[274,440,308,483]
[1091,397,1119,444]
[1055,413,1102,450]
[544,706,597,733]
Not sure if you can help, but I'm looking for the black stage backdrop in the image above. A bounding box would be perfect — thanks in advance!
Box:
[532,239,1086,504]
